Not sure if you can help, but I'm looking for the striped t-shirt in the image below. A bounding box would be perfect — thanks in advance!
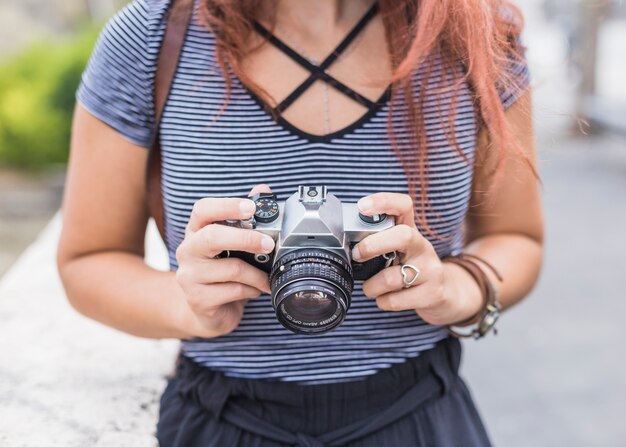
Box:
[77,0,529,384]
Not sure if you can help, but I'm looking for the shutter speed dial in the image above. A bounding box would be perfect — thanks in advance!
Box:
[253,193,280,223]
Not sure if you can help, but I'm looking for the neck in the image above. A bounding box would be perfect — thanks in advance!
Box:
[274,0,371,32]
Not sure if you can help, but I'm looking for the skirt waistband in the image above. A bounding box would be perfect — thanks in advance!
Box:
[170,337,461,439]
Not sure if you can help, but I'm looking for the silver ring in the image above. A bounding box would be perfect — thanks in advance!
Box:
[400,263,420,288]
[383,251,397,268]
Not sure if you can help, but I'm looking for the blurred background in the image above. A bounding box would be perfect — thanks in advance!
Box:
[0,0,624,446]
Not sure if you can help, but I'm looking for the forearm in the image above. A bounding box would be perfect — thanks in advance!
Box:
[465,232,543,310]
[59,251,190,339]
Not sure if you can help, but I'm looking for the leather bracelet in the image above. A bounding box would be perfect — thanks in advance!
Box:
[442,253,502,339]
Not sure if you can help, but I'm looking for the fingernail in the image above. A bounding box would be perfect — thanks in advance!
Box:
[240,200,256,216]
[358,197,373,213]
[261,236,275,253]
[352,245,362,262]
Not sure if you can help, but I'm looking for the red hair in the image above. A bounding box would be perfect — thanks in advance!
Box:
[199,0,529,233]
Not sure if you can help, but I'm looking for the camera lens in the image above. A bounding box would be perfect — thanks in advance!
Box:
[285,290,337,321]
[270,248,353,335]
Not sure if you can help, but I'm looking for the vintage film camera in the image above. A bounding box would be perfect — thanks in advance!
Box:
[221,186,396,335]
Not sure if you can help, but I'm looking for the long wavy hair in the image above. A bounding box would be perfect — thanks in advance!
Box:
[198,0,529,233]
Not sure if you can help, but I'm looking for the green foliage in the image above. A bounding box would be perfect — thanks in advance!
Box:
[0,27,99,169]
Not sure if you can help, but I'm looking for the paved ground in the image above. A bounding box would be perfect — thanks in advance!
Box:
[0,168,64,276]
[0,217,176,447]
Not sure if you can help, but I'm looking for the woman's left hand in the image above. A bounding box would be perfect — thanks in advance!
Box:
[352,193,482,326]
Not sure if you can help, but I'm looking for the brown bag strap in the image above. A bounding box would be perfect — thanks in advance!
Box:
[147,0,195,242]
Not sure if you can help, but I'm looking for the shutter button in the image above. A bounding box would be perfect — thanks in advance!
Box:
[358,213,387,225]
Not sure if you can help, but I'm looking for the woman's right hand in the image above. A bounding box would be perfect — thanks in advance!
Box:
[174,186,276,338]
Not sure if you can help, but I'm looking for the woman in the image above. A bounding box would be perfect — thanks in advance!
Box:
[57,0,543,445]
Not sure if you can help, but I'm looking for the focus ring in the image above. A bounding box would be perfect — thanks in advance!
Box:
[272,261,353,299]
[270,249,352,278]
[270,249,354,298]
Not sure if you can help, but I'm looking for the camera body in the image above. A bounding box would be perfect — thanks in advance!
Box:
[220,186,395,334]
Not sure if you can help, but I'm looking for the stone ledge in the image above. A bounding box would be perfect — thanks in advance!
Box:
[0,214,178,447]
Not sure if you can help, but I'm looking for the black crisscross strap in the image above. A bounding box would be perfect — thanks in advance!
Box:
[253,3,380,113]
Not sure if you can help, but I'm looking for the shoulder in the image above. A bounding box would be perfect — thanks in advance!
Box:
[99,0,171,52]
[76,0,174,147]
[94,0,217,79]
[84,0,173,83]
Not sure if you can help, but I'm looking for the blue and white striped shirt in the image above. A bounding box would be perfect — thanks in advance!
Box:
[77,0,529,384]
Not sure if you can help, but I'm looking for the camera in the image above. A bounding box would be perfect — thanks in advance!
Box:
[219,186,396,335]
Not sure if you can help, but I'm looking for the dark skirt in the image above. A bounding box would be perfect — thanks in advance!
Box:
[156,337,491,447]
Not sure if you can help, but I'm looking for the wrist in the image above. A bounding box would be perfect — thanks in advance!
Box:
[168,273,239,339]
[442,261,484,326]
[167,272,200,339]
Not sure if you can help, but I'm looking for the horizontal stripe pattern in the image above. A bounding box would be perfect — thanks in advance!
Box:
[77,0,529,384]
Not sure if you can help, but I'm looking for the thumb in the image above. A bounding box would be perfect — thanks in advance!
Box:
[248,183,272,197]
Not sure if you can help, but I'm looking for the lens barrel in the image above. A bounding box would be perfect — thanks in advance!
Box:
[269,248,354,335]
